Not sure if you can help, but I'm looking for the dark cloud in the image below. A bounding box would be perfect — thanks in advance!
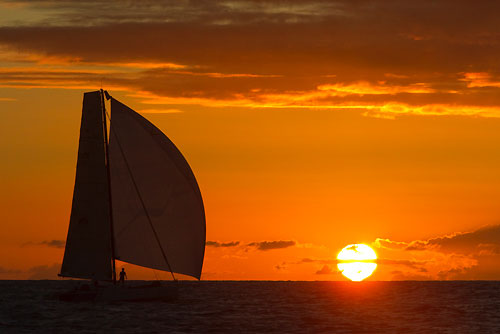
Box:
[22,239,65,248]
[300,258,315,263]
[374,226,500,279]
[206,240,240,247]
[315,265,333,275]
[0,0,344,27]
[40,240,65,248]
[0,19,494,77]
[299,258,335,265]
[275,264,286,271]
[274,258,336,274]
[2,1,500,116]
[405,224,500,253]
[205,239,296,250]
[376,225,500,254]
[404,241,428,251]
[2,1,500,74]
[248,240,296,251]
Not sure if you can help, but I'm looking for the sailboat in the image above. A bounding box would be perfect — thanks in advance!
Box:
[58,90,205,302]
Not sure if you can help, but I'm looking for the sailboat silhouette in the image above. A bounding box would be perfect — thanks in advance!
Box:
[58,90,205,301]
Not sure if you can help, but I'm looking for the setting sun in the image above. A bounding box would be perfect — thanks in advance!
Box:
[337,244,377,281]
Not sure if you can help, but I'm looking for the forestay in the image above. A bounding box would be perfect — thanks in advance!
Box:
[60,91,113,281]
[108,99,205,279]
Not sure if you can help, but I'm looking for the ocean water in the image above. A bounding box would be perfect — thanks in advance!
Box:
[1,281,500,333]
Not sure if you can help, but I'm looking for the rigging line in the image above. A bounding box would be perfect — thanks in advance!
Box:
[108,100,177,281]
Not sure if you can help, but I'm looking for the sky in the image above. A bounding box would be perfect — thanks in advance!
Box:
[1,0,500,280]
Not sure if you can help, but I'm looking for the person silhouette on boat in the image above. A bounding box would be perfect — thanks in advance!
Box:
[119,268,127,285]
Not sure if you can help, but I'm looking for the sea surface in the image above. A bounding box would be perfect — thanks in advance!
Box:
[1,280,500,333]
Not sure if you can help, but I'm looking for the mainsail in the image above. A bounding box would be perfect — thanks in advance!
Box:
[108,99,206,280]
[60,91,113,281]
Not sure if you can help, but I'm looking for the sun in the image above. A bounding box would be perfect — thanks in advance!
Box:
[337,244,377,281]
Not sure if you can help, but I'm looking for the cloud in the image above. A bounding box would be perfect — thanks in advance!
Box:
[275,264,287,271]
[2,1,500,75]
[206,241,240,247]
[363,103,500,119]
[374,225,500,254]
[461,72,500,88]
[137,109,183,114]
[317,81,435,96]
[248,240,296,251]
[406,225,500,253]
[2,1,500,118]
[40,240,65,248]
[384,253,477,280]
[280,257,336,267]
[373,238,408,250]
[206,239,297,251]
[299,257,335,264]
[377,258,428,271]
[373,225,500,280]
[476,243,500,256]
[23,239,65,248]
[0,1,346,27]
[315,265,334,275]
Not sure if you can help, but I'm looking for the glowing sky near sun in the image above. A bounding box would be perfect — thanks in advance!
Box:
[1,1,500,280]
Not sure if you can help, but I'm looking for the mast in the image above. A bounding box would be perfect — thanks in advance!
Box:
[100,89,117,284]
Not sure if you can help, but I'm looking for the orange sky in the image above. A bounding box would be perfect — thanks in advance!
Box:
[1,0,500,280]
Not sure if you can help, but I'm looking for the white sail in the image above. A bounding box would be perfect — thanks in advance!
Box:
[108,99,205,279]
[60,91,113,281]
